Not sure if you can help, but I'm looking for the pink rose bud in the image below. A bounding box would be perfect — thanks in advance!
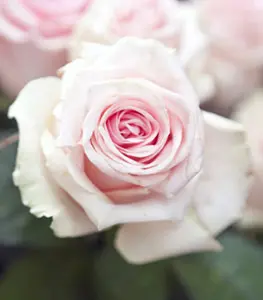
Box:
[70,0,187,60]
[9,38,250,264]
[0,0,92,98]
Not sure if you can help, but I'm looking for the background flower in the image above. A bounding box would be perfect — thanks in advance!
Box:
[199,0,263,68]
[183,0,263,115]
[0,0,92,98]
[70,0,188,59]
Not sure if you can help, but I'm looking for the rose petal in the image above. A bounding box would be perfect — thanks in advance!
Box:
[7,78,96,237]
[50,191,97,237]
[115,214,221,264]
[233,90,263,229]
[84,37,196,97]
[233,90,263,178]
[194,111,251,234]
[238,176,263,229]
[8,78,62,217]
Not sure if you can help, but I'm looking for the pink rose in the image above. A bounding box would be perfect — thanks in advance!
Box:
[233,91,263,228]
[0,0,92,98]
[9,38,250,264]
[70,0,186,59]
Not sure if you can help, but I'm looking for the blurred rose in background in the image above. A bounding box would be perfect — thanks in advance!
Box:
[194,0,263,115]
[69,0,212,103]
[70,0,189,59]
[0,0,92,98]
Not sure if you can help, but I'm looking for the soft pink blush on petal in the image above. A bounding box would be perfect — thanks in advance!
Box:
[91,100,170,169]
[80,79,187,169]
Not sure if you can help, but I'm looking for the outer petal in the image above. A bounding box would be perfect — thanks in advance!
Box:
[238,176,263,229]
[8,78,62,217]
[8,78,95,236]
[82,37,198,100]
[115,214,221,264]
[194,111,251,234]
[233,90,263,178]
[233,90,263,229]
[50,191,97,238]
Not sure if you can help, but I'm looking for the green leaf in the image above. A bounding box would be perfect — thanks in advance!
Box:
[173,232,263,300]
[94,243,169,300]
[0,91,11,112]
[0,134,69,247]
[0,249,95,300]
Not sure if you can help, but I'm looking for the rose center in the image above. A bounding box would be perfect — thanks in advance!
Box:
[106,109,153,145]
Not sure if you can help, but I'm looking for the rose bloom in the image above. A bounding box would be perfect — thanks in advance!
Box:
[70,0,188,60]
[9,38,250,264]
[0,0,92,98]
[192,0,263,114]
[233,90,263,229]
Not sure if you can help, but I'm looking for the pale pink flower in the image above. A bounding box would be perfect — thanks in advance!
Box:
[0,0,92,98]
[70,0,187,59]
[9,38,250,264]
[200,0,263,68]
[191,0,263,114]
